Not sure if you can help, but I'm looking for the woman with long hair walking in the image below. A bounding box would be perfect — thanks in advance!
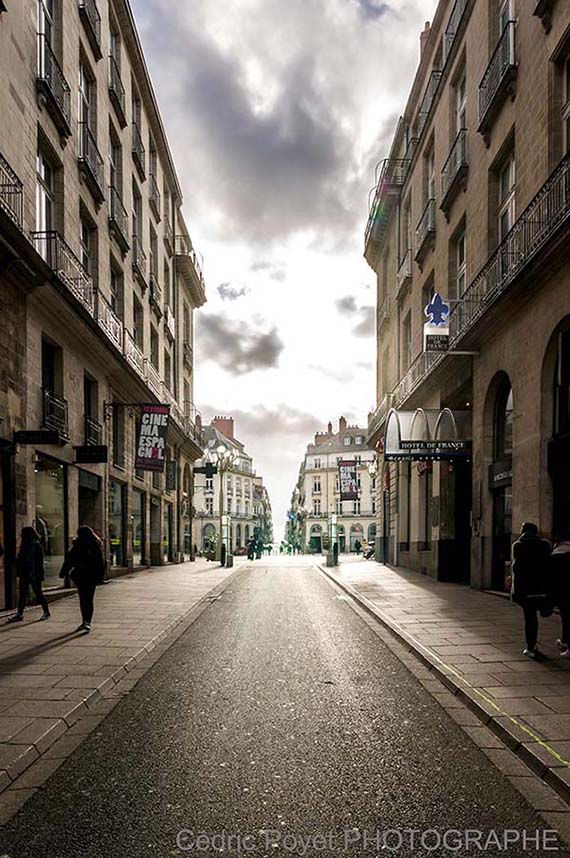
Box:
[7,526,50,623]
[60,527,105,633]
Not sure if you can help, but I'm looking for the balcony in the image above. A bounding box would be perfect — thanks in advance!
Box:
[132,123,146,180]
[183,404,203,447]
[183,341,193,370]
[164,219,174,256]
[108,55,127,127]
[478,22,517,142]
[36,35,72,138]
[175,234,206,307]
[78,123,105,203]
[397,249,412,294]
[78,0,102,60]
[364,158,410,268]
[42,389,69,439]
[145,360,162,399]
[149,174,161,221]
[124,330,145,378]
[417,70,443,138]
[149,272,163,317]
[443,0,467,62]
[96,290,123,352]
[441,129,468,216]
[31,231,94,314]
[132,234,147,289]
[415,198,436,266]
[393,152,570,408]
[84,415,102,446]
[534,0,555,31]
[109,186,130,252]
[0,150,23,227]
[164,305,176,342]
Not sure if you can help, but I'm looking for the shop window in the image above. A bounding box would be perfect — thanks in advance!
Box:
[112,400,125,468]
[419,465,433,550]
[495,380,514,458]
[399,461,411,550]
[109,479,125,567]
[34,454,67,587]
[132,489,145,565]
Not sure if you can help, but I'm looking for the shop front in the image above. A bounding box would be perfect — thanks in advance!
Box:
[132,489,146,566]
[109,479,126,569]
[34,453,67,588]
[162,501,173,562]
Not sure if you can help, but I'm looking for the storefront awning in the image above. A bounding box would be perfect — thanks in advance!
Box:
[384,408,472,462]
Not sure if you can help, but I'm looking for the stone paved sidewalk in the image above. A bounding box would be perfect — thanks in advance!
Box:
[0,558,241,805]
[322,556,570,807]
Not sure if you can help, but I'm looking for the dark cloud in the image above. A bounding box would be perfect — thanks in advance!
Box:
[355,0,391,21]
[198,314,284,374]
[217,282,249,301]
[335,295,358,314]
[250,260,287,282]
[352,305,376,337]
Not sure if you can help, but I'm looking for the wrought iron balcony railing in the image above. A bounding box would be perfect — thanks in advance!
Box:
[145,359,162,398]
[84,415,103,446]
[43,389,69,437]
[132,233,147,287]
[415,198,436,262]
[0,149,23,227]
[124,329,145,378]
[132,122,145,179]
[96,290,123,351]
[36,35,71,137]
[109,185,130,251]
[444,0,468,62]
[392,151,570,408]
[149,173,161,220]
[78,123,105,202]
[417,71,443,138]
[78,0,102,59]
[479,21,517,136]
[175,234,206,306]
[32,231,94,314]
[441,129,468,212]
[397,249,412,293]
[149,272,163,315]
[108,55,126,126]
[365,158,410,249]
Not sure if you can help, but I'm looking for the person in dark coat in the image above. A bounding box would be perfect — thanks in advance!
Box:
[7,527,50,623]
[551,533,570,658]
[60,527,105,633]
[247,538,255,561]
[511,522,552,658]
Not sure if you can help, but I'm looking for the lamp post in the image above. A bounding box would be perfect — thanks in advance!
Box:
[368,457,379,562]
[205,444,238,564]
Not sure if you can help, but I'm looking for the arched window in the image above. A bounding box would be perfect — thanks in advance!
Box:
[554,330,570,437]
[494,380,513,459]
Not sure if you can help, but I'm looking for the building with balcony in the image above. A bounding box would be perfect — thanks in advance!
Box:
[365,0,570,591]
[287,417,377,554]
[0,0,207,609]
[192,417,273,554]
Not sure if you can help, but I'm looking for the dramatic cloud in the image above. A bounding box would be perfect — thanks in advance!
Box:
[198,314,285,374]
[250,260,287,282]
[355,0,391,21]
[352,306,376,337]
[335,296,358,314]
[217,282,250,301]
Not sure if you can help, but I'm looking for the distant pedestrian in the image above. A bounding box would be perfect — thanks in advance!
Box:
[512,522,552,659]
[59,526,105,633]
[354,539,362,555]
[255,539,262,560]
[247,538,255,561]
[550,533,570,658]
[7,526,50,623]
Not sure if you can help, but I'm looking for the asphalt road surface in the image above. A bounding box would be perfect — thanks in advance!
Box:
[0,560,567,857]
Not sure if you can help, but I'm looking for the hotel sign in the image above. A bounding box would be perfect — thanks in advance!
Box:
[424,292,450,353]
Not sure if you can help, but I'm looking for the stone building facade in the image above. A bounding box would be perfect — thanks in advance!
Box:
[366,0,570,590]
[289,417,377,554]
[0,0,206,608]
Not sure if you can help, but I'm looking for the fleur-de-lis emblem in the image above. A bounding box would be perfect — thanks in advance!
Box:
[425,292,450,327]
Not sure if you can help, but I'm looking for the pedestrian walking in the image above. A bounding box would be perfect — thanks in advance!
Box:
[59,526,105,633]
[7,526,50,623]
[354,539,362,555]
[511,522,552,659]
[550,533,570,658]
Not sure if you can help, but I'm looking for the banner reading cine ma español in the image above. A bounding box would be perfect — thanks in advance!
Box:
[135,404,170,472]
[338,460,358,501]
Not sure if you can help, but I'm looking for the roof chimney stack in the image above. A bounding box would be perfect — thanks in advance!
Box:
[339,416,347,434]
[420,20,431,58]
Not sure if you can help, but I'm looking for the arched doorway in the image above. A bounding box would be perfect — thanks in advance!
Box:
[489,373,514,591]
[543,317,570,539]
[203,523,216,551]
[350,524,364,552]
[245,525,250,543]
[368,523,376,547]
[309,524,322,553]
[338,525,346,554]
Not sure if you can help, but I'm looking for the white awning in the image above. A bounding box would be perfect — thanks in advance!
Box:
[384,408,472,462]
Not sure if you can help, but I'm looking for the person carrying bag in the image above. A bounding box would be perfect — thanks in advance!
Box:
[60,527,105,633]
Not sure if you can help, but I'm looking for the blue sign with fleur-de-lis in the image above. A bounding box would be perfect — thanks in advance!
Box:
[424,293,450,327]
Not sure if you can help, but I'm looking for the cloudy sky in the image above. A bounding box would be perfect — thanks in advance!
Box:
[132,0,438,540]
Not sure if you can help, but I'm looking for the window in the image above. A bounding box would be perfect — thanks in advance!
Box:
[183,381,190,416]
[164,260,170,308]
[563,57,570,156]
[205,477,213,492]
[36,150,54,233]
[313,478,321,493]
[355,436,363,445]
[84,374,97,419]
[456,229,466,297]
[495,379,514,459]
[343,436,351,446]
[236,500,241,516]
[227,497,232,514]
[132,183,142,246]
[402,312,412,372]
[335,499,342,514]
[355,457,362,466]
[164,350,171,390]
[554,331,570,437]
[206,497,214,516]
[245,502,250,517]
[183,303,191,344]
[456,71,467,132]
[78,63,92,129]
[38,0,54,42]
[80,215,94,276]
[402,197,412,253]
[353,500,361,514]
[150,326,159,369]
[112,400,125,467]
[499,0,513,34]
[236,477,242,496]
[41,337,62,395]
[149,225,158,277]
[426,146,436,202]
[110,265,124,318]
[313,499,321,515]
[109,132,121,194]
[133,297,144,350]
[498,154,515,243]
[314,457,321,469]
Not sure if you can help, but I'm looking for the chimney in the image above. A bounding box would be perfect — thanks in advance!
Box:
[339,416,347,434]
[327,422,333,435]
[195,414,202,433]
[420,20,431,58]
[212,415,234,440]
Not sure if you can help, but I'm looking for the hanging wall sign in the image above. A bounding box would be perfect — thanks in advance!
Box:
[424,292,450,353]
[338,460,358,501]
[135,404,170,471]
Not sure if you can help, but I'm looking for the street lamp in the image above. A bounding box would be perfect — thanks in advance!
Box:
[205,444,238,563]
